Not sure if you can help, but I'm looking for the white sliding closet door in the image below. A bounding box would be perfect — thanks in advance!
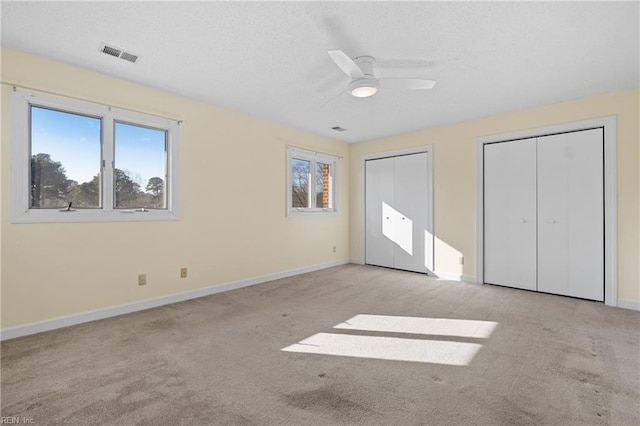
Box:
[365,157,395,269]
[365,152,432,274]
[537,129,604,301]
[394,153,430,272]
[484,139,537,291]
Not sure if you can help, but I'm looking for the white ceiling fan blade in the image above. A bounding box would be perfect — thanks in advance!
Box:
[328,50,364,78]
[379,78,437,90]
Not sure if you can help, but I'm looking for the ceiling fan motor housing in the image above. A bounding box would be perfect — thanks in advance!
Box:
[349,56,378,97]
[354,56,376,76]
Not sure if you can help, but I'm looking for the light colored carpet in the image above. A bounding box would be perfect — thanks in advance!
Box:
[2,264,639,425]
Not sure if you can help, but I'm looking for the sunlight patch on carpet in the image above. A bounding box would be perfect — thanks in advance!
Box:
[282,316,498,365]
[334,315,498,338]
[282,333,481,366]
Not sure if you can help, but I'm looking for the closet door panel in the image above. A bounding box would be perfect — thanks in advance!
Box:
[484,139,537,290]
[365,157,395,269]
[393,153,430,273]
[537,129,604,301]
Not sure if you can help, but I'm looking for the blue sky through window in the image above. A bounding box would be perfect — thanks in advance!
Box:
[31,107,100,184]
[115,122,166,188]
[31,107,166,187]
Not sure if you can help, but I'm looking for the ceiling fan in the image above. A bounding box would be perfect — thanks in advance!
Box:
[327,50,437,98]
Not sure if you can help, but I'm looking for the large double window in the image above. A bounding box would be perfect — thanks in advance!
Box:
[11,87,179,223]
[287,147,337,215]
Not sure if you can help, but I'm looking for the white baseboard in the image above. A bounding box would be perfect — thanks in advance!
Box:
[0,258,351,341]
[350,262,477,284]
[617,299,640,311]
[434,271,477,284]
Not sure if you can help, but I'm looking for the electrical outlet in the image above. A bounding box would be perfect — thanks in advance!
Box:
[180,267,188,278]
[332,246,336,253]
[138,274,147,286]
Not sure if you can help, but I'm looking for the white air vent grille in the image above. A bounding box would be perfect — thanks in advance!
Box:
[102,45,121,57]
[99,43,140,64]
[119,52,139,63]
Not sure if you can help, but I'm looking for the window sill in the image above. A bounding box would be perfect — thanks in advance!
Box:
[10,209,179,224]
[287,208,337,217]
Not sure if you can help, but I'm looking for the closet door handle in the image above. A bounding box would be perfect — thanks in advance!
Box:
[520,219,527,223]
[548,219,557,224]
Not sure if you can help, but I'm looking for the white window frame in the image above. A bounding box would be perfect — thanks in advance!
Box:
[286,146,338,216]
[10,87,180,223]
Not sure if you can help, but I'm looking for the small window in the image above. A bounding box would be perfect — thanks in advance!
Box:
[287,147,337,215]
[30,106,102,209]
[11,87,180,223]
[315,161,333,209]
[114,122,167,209]
[291,158,311,208]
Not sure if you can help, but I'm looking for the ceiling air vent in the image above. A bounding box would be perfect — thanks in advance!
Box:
[119,51,139,63]
[331,126,347,132]
[101,45,121,58]
[99,43,140,64]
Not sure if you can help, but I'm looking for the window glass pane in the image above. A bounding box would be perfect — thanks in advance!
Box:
[30,106,101,209]
[316,162,332,208]
[292,158,310,208]
[114,122,167,209]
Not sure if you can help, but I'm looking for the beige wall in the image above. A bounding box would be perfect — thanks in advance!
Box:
[0,48,350,328]
[349,87,639,304]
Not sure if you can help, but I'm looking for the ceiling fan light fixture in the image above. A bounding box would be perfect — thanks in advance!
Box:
[349,79,379,98]
[351,85,378,98]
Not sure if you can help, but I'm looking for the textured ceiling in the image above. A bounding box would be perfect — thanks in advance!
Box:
[1,1,638,143]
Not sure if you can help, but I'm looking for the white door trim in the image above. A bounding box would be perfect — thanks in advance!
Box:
[476,116,617,306]
[360,145,434,273]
